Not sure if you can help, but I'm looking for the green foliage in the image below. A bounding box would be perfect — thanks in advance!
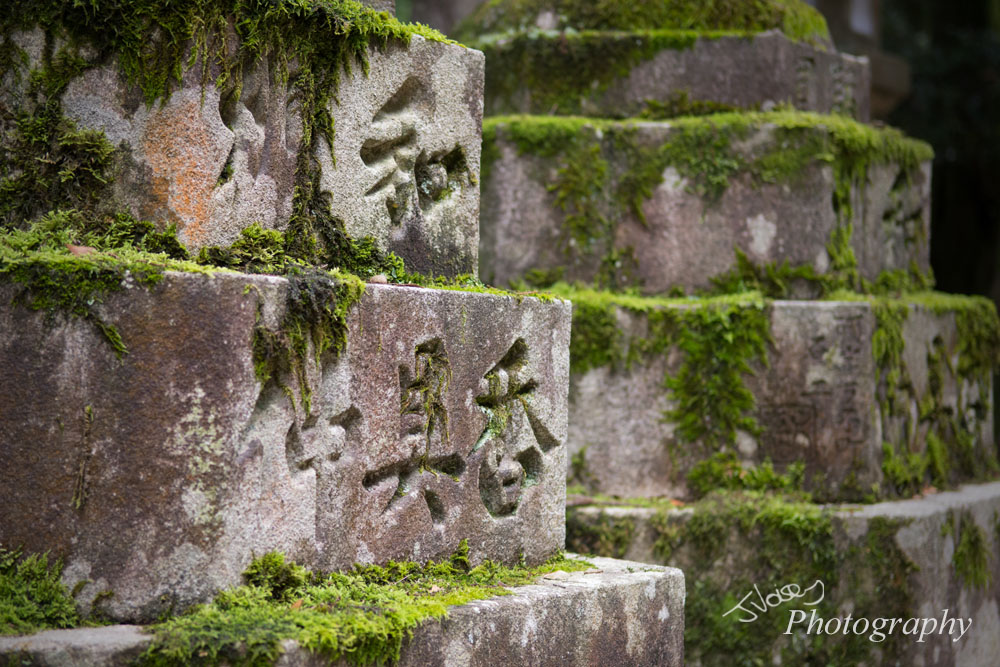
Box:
[565,512,636,558]
[0,210,202,356]
[484,112,932,293]
[567,492,918,665]
[0,546,80,636]
[459,0,830,44]
[662,294,771,448]
[142,546,592,666]
[550,284,770,450]
[944,511,994,590]
[686,451,806,499]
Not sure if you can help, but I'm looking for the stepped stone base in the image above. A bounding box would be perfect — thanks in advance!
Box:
[568,297,994,501]
[0,274,570,622]
[0,556,685,667]
[5,29,483,275]
[479,30,870,120]
[568,482,1000,667]
[481,115,930,294]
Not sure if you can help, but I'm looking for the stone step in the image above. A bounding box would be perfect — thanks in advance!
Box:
[0,556,685,667]
[473,30,869,121]
[566,482,1000,666]
[480,113,932,295]
[559,288,997,501]
[4,11,483,276]
[0,272,570,622]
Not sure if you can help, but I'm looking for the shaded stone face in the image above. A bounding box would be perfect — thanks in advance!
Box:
[480,31,871,121]
[569,482,1000,667]
[0,275,569,621]
[568,300,994,501]
[480,120,931,294]
[11,30,483,275]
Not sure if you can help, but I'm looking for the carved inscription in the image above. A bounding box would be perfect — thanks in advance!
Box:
[359,337,561,521]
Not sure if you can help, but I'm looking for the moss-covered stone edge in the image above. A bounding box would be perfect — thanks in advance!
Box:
[555,283,999,500]
[566,490,918,666]
[1,541,593,666]
[471,28,837,118]
[457,0,830,46]
[482,111,933,292]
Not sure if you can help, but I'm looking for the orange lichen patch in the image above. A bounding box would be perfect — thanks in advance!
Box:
[140,91,232,246]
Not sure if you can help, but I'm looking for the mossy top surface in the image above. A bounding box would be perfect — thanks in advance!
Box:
[458,0,830,45]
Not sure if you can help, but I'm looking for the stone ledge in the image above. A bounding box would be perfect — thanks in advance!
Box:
[567,483,1000,666]
[565,294,994,501]
[478,30,869,121]
[481,114,930,294]
[0,272,570,621]
[0,556,685,667]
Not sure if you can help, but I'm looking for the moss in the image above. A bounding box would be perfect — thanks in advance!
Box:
[549,284,770,450]
[0,210,207,356]
[1,0,454,289]
[944,511,993,590]
[484,112,932,293]
[142,544,592,667]
[639,91,758,120]
[0,546,81,636]
[459,0,830,44]
[581,491,918,665]
[565,510,636,558]
[686,451,806,499]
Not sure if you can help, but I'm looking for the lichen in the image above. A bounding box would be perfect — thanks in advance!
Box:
[141,544,592,667]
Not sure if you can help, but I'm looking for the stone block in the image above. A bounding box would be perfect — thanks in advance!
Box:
[565,294,995,501]
[0,274,570,621]
[480,115,931,294]
[478,31,870,121]
[4,26,483,276]
[0,557,685,667]
[567,482,1000,667]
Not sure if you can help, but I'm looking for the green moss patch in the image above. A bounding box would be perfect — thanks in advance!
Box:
[1,546,81,636]
[142,544,591,666]
[549,284,770,449]
[484,112,932,291]
[459,0,829,44]
[943,511,994,590]
[568,491,917,665]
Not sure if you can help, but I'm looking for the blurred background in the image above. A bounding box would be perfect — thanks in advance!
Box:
[396,0,1000,312]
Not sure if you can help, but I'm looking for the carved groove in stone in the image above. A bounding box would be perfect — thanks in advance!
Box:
[475,338,559,517]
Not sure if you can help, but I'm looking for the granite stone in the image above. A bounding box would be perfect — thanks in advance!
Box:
[0,274,569,621]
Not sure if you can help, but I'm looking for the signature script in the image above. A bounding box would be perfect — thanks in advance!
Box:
[722,580,825,623]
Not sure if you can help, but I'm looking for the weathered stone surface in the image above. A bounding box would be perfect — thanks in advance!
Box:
[7,30,483,275]
[0,557,685,667]
[361,0,395,13]
[479,31,870,121]
[481,117,931,294]
[568,299,994,501]
[0,626,149,667]
[568,482,1000,667]
[0,274,569,621]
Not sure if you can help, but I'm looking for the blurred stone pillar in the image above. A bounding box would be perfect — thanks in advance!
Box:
[806,0,911,118]
[409,0,482,34]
